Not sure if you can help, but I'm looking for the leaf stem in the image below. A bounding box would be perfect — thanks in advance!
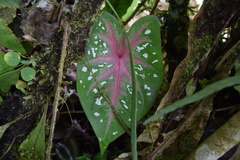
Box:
[128,38,138,160]
[106,1,138,159]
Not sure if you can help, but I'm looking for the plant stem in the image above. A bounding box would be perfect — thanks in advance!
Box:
[129,42,138,160]
[106,1,138,159]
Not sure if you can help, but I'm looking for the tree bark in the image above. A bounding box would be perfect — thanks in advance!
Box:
[140,0,240,159]
[0,1,103,159]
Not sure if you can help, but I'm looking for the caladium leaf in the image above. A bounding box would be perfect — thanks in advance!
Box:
[76,11,163,154]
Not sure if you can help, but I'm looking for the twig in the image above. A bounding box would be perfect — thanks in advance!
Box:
[0,137,16,160]
[194,12,236,77]
[150,0,159,15]
[214,40,240,71]
[45,20,70,159]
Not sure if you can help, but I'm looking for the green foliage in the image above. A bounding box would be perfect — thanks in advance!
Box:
[0,69,20,93]
[0,0,20,9]
[144,75,240,124]
[234,85,240,92]
[15,80,27,91]
[104,0,133,19]
[0,114,26,140]
[75,155,91,160]
[0,18,26,54]
[21,67,36,82]
[0,51,20,93]
[0,51,36,93]
[121,0,139,21]
[185,78,197,96]
[0,96,2,105]
[54,139,81,160]
[0,122,12,139]
[77,11,162,154]
[0,51,14,74]
[0,7,17,24]
[4,51,20,66]
[18,111,47,159]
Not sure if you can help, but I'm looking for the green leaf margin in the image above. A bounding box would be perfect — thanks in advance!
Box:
[0,18,26,54]
[144,76,240,124]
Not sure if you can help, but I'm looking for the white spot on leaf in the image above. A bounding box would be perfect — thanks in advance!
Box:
[92,68,98,73]
[135,64,143,71]
[91,48,96,57]
[153,74,158,78]
[82,66,87,72]
[144,84,151,90]
[152,60,158,64]
[103,43,107,48]
[88,76,93,80]
[103,50,108,54]
[101,26,105,30]
[143,53,148,58]
[112,131,118,135]
[100,119,103,123]
[126,84,132,94]
[93,88,98,93]
[121,100,126,104]
[94,112,100,116]
[136,46,144,52]
[128,118,131,121]
[145,30,151,34]
[147,93,151,96]
[152,52,156,55]
[95,97,103,105]
[79,80,82,83]
[100,81,107,86]
[107,64,112,68]
[139,74,145,79]
[143,43,149,48]
[98,64,104,67]
[94,41,98,45]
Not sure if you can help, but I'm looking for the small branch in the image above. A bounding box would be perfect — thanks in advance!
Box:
[150,0,159,15]
[45,20,70,159]
[214,40,240,71]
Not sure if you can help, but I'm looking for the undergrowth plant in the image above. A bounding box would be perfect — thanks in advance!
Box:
[0,5,36,95]
[0,51,36,94]
[76,11,163,157]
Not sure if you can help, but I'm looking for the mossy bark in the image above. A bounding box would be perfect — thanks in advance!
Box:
[141,0,240,159]
[0,1,103,159]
